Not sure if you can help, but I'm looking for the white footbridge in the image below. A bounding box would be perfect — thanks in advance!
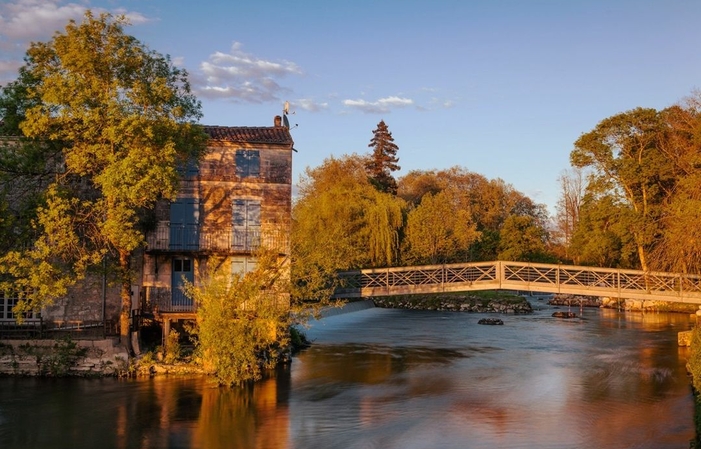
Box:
[334,261,701,304]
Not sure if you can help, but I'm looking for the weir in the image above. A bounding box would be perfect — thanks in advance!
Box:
[334,260,701,304]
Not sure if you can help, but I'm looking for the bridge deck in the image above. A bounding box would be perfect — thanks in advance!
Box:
[334,261,701,304]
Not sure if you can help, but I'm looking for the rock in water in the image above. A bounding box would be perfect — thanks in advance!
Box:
[552,311,577,319]
[478,318,504,325]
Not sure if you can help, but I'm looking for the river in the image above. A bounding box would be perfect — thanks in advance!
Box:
[0,301,696,449]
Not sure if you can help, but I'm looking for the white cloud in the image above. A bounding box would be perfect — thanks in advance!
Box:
[343,95,414,113]
[294,98,328,112]
[195,42,303,104]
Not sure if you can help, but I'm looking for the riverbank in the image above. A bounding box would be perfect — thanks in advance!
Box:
[370,291,533,313]
[549,294,700,314]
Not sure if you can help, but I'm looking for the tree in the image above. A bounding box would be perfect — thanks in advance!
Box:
[570,107,674,272]
[554,168,585,259]
[497,215,554,263]
[365,120,400,194]
[0,12,207,350]
[292,155,405,303]
[186,250,290,386]
[568,194,637,268]
[402,189,479,265]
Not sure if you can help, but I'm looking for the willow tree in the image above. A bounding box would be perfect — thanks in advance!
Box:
[0,12,206,349]
[292,155,405,303]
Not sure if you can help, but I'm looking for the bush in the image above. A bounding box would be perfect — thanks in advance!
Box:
[186,251,291,387]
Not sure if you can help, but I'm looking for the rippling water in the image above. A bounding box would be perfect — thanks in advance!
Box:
[0,302,695,448]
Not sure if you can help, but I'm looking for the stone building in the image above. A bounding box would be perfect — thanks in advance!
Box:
[1,117,294,342]
[139,117,294,339]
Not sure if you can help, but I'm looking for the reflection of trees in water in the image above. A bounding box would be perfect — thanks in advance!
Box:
[111,371,291,449]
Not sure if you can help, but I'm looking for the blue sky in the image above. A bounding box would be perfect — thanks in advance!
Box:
[1,0,700,213]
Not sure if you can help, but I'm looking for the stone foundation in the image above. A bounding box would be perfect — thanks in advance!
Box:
[0,338,129,376]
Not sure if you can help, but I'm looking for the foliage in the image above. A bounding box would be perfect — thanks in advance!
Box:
[402,189,479,264]
[365,120,400,194]
[570,107,674,271]
[163,330,182,364]
[186,250,291,386]
[397,166,551,261]
[0,12,207,336]
[689,326,701,394]
[497,215,555,262]
[291,155,405,303]
[37,337,87,377]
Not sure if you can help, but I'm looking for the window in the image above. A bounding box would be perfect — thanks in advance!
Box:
[231,257,258,275]
[0,292,40,321]
[235,150,260,178]
[232,199,261,251]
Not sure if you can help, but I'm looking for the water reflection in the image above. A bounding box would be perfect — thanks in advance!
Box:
[0,305,695,449]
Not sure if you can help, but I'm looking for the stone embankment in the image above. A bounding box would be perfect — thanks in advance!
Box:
[0,338,129,376]
[371,294,533,314]
[549,294,699,314]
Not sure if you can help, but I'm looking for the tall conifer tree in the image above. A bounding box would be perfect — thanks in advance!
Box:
[366,120,400,194]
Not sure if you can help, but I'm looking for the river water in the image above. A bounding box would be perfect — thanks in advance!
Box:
[0,301,696,449]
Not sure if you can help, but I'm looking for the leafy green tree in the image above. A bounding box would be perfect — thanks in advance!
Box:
[497,215,554,262]
[365,120,400,194]
[186,250,290,386]
[568,195,637,268]
[570,107,674,272]
[402,189,479,264]
[0,12,206,348]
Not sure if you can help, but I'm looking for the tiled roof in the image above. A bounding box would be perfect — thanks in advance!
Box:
[204,125,294,145]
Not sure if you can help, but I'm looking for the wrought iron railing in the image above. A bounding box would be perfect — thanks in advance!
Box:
[145,223,289,254]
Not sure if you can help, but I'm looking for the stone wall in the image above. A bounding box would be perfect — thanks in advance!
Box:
[41,272,122,324]
[0,338,129,376]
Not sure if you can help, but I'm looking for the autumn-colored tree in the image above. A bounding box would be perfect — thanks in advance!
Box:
[649,95,701,272]
[365,120,400,194]
[292,155,405,302]
[0,12,207,350]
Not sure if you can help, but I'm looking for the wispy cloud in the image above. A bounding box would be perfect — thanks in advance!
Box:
[195,42,303,104]
[342,95,414,114]
[294,98,328,113]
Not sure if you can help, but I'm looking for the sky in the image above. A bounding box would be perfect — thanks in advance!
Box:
[1,0,700,214]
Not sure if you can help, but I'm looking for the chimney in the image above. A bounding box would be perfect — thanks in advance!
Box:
[274,115,282,127]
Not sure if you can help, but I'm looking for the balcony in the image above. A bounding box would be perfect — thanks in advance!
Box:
[145,222,289,254]
[142,287,195,313]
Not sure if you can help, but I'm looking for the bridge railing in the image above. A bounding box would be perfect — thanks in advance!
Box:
[335,261,701,303]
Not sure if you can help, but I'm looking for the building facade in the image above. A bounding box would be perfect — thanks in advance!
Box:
[1,117,294,341]
[139,118,294,335]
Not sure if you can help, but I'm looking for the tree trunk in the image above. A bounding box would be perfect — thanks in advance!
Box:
[119,250,134,356]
